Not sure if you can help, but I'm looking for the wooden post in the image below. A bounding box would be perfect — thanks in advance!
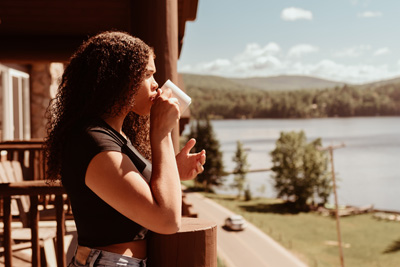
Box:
[56,194,66,267]
[3,196,12,267]
[147,217,217,267]
[131,0,180,153]
[29,196,41,267]
[30,195,40,267]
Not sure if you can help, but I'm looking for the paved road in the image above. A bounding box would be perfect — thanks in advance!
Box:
[184,192,308,267]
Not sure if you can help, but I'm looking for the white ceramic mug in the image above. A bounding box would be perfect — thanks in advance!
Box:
[161,79,192,113]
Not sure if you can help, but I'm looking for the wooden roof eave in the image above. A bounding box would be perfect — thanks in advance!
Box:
[0,0,198,63]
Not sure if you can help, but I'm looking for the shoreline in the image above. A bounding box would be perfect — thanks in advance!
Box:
[209,188,400,215]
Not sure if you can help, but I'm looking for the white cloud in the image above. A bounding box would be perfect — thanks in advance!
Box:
[332,45,372,58]
[202,59,231,72]
[373,47,390,56]
[253,56,282,69]
[178,42,400,84]
[287,44,319,58]
[264,43,281,54]
[287,60,396,84]
[234,42,281,62]
[281,7,313,21]
[358,11,382,18]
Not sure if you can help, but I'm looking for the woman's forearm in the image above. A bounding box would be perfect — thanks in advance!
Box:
[150,133,182,233]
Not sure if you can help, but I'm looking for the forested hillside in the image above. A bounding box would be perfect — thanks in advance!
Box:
[182,73,400,119]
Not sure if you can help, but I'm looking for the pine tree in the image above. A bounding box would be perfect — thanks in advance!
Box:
[187,117,225,191]
[231,140,250,199]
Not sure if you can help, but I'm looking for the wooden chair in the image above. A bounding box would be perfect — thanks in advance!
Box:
[0,161,31,227]
[0,160,76,266]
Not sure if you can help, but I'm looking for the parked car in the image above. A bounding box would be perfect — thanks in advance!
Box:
[224,215,246,231]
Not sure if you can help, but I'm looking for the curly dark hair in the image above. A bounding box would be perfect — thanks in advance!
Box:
[44,31,153,181]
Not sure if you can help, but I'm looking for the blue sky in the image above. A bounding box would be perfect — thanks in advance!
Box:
[178,0,400,84]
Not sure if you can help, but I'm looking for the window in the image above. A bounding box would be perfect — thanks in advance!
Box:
[0,64,31,141]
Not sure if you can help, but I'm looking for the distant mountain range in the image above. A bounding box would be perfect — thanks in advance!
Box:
[359,76,400,89]
[230,75,345,91]
[181,73,400,91]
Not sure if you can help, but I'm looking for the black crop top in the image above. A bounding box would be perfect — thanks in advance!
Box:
[61,120,150,247]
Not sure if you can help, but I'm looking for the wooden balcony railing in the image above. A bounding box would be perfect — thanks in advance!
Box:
[0,141,218,266]
[148,217,217,267]
[0,140,46,181]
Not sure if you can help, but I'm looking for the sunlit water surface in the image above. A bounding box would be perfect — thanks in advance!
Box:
[183,117,400,211]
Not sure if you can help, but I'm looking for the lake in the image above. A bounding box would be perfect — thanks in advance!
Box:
[183,117,400,212]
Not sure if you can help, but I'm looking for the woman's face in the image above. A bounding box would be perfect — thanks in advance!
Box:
[131,56,158,115]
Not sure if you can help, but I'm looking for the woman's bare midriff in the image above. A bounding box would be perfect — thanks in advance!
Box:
[94,239,147,259]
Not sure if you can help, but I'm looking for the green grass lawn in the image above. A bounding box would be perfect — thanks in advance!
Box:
[201,193,400,267]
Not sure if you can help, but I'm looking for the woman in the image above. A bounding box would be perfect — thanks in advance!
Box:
[44,31,206,267]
